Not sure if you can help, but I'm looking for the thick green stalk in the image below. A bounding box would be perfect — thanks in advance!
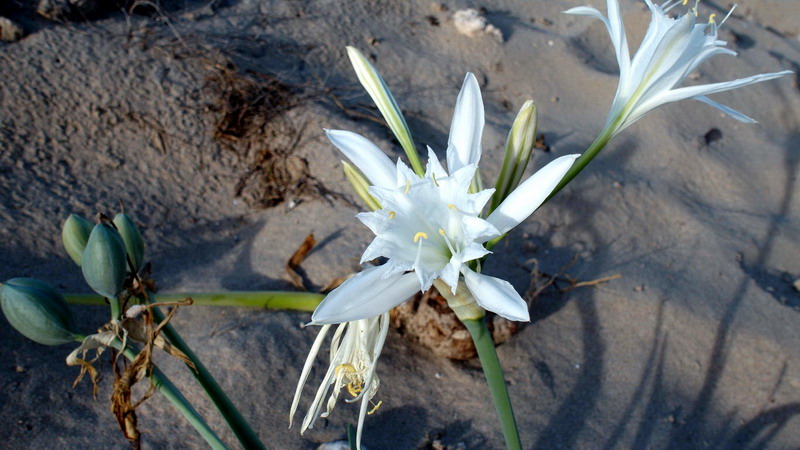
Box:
[65,291,323,312]
[149,301,266,450]
[79,335,229,449]
[462,318,521,450]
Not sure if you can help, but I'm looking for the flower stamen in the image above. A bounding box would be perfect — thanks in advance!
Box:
[439,228,457,256]
[413,231,429,243]
[335,363,364,398]
[368,400,383,415]
[404,179,411,194]
[388,211,396,220]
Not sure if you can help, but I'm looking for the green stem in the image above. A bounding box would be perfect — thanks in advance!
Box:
[149,297,266,450]
[77,335,229,449]
[65,291,323,312]
[109,296,122,321]
[547,126,615,203]
[462,318,521,450]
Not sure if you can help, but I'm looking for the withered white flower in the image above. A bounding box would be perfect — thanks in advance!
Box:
[565,0,792,135]
[290,313,390,450]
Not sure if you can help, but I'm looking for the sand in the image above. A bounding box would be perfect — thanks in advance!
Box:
[1,0,799,448]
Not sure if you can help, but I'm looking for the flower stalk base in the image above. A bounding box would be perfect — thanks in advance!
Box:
[462,318,522,450]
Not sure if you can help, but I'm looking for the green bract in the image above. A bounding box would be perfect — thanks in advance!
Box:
[1,278,76,345]
[61,214,94,266]
[113,213,144,272]
[81,223,127,299]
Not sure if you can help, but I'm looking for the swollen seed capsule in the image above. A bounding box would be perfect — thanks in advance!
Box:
[61,214,94,266]
[81,223,128,299]
[1,278,77,346]
[113,213,144,272]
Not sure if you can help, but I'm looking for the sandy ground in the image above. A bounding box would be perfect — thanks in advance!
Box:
[2,0,800,448]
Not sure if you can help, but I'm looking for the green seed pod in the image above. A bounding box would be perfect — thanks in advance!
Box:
[81,223,128,299]
[1,278,77,345]
[113,213,144,272]
[61,214,94,266]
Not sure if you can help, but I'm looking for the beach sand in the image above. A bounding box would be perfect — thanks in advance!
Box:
[1,0,799,448]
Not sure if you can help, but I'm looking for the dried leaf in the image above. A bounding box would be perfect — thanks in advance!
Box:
[286,233,315,290]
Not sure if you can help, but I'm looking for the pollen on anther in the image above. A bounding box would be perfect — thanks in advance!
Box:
[447,204,458,210]
[438,228,446,236]
[708,13,716,23]
[413,231,429,242]
[388,211,396,219]
[368,400,383,415]
[404,179,411,194]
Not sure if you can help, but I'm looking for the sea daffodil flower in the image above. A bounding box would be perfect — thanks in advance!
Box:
[313,73,579,324]
[290,313,389,450]
[565,0,793,136]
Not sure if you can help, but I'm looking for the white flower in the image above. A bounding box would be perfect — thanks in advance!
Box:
[313,73,579,324]
[290,313,390,450]
[565,0,792,135]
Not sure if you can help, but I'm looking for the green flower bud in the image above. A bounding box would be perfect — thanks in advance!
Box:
[342,161,382,211]
[1,278,77,345]
[490,100,538,213]
[347,46,423,176]
[61,214,94,266]
[81,223,127,299]
[113,213,144,272]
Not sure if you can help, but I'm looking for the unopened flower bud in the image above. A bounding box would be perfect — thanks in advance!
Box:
[1,278,77,345]
[490,100,538,212]
[61,214,94,266]
[342,161,381,211]
[81,223,127,299]
[113,213,144,272]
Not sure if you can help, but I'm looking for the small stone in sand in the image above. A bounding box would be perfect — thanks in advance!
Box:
[793,279,800,291]
[452,8,503,42]
[0,17,23,42]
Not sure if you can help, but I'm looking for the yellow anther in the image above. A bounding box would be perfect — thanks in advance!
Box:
[413,231,429,243]
[368,400,383,415]
[682,0,688,5]
[335,363,356,377]
[708,13,716,23]
[388,211,396,219]
[346,382,363,397]
[404,179,411,194]
[438,228,446,236]
[447,204,458,210]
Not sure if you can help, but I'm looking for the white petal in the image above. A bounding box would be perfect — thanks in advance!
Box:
[604,0,631,79]
[693,96,756,124]
[395,158,419,187]
[634,70,793,119]
[487,154,579,235]
[311,265,420,324]
[425,146,448,179]
[446,73,484,173]
[564,2,629,79]
[463,269,529,322]
[326,130,396,189]
[355,312,390,450]
[289,324,332,428]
